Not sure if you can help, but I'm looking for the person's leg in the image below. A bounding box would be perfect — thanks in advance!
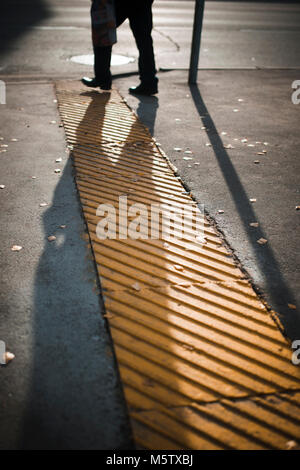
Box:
[93,45,112,86]
[82,0,114,90]
[82,45,112,89]
[115,0,128,27]
[128,0,158,91]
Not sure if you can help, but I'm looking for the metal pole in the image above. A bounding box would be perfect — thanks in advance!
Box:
[188,0,205,84]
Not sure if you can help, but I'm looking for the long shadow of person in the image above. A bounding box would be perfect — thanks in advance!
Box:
[20,89,134,450]
[189,83,300,340]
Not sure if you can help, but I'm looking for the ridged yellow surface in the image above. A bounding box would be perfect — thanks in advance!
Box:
[56,81,300,450]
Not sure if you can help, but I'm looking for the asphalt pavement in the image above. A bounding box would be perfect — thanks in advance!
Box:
[0,0,300,450]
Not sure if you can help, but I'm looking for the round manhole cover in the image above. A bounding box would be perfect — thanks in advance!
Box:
[70,54,135,66]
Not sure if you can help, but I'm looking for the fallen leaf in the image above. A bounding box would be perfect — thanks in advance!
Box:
[288,303,297,310]
[47,235,56,242]
[257,238,268,245]
[286,440,299,450]
[103,313,114,319]
[174,265,184,271]
[250,222,259,227]
[4,351,15,364]
[11,245,22,252]
[181,344,194,351]
[132,282,141,291]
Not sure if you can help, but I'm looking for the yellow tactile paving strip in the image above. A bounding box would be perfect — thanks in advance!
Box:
[55,81,300,450]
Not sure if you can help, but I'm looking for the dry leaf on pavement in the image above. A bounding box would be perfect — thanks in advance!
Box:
[4,351,15,364]
[132,282,141,291]
[257,238,268,245]
[174,265,184,271]
[11,245,22,252]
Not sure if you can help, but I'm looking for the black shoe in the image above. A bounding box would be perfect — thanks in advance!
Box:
[81,77,111,90]
[129,83,158,96]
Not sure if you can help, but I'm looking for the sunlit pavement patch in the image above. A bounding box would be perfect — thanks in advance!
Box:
[70,54,135,66]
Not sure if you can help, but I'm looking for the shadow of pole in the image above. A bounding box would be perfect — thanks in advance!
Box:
[189,83,300,341]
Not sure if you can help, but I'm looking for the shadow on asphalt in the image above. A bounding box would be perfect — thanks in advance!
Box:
[189,83,300,341]
[20,132,133,449]
[0,0,51,58]
[134,95,159,137]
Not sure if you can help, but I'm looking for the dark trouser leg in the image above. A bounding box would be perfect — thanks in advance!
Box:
[128,2,157,86]
[93,45,112,85]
